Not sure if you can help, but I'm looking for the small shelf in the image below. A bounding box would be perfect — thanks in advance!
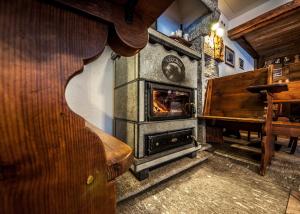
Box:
[169,35,192,47]
[148,28,201,61]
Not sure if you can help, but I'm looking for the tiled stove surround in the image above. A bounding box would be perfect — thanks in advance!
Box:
[113,29,202,178]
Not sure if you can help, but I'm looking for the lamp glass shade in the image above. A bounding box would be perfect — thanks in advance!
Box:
[216,27,224,37]
[211,22,219,31]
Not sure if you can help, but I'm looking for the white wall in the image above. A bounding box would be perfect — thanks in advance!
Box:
[65,46,114,134]
[157,14,180,36]
[156,0,209,36]
[229,0,292,29]
[218,14,254,77]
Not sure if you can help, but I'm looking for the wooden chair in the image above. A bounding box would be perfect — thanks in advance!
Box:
[271,63,300,155]
[289,137,298,154]
[200,67,274,175]
[273,105,299,154]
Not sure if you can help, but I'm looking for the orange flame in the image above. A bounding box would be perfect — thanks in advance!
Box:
[153,91,169,113]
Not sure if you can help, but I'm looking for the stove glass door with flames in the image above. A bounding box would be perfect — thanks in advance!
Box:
[148,83,194,120]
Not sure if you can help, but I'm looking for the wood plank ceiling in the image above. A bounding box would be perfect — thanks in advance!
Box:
[228,0,300,67]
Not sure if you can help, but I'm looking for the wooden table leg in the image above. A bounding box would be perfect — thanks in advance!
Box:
[260,136,271,176]
[288,137,294,148]
[290,137,298,154]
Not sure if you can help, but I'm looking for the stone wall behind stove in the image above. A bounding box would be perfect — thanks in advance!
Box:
[184,0,220,142]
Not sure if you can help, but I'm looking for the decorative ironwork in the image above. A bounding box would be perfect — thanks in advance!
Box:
[162,55,185,82]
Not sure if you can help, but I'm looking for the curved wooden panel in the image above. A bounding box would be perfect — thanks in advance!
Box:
[0,1,116,213]
[54,0,174,56]
[86,122,133,181]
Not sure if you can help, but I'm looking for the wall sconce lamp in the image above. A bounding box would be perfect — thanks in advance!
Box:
[204,21,225,62]
[211,22,224,37]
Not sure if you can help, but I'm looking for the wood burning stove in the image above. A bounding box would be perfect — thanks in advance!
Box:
[113,30,203,180]
[146,82,195,121]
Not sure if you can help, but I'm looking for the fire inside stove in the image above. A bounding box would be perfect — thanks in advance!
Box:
[151,87,192,119]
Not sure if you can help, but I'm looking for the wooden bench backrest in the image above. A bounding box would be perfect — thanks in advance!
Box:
[273,63,300,102]
[204,68,269,119]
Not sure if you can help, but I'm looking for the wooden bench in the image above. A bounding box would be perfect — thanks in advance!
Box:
[201,63,300,175]
[200,67,274,175]
[87,123,133,181]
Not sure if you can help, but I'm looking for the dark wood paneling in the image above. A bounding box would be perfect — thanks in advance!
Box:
[228,1,300,60]
[245,8,300,60]
[228,0,300,40]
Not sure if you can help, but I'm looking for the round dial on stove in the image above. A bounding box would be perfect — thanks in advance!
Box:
[162,55,185,82]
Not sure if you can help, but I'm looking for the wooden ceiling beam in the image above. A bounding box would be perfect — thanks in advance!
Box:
[261,39,300,60]
[236,37,259,59]
[228,0,300,40]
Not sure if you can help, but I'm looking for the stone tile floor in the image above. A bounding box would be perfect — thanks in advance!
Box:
[116,149,212,203]
[117,153,296,214]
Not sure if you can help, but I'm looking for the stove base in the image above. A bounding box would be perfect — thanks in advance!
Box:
[131,144,205,180]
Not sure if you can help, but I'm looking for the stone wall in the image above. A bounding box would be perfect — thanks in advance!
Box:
[184,0,220,142]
